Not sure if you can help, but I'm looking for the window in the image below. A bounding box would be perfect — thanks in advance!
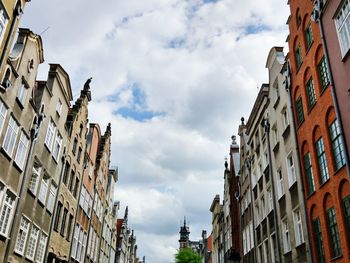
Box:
[35,232,47,263]
[73,177,79,198]
[72,137,78,155]
[315,138,329,184]
[329,119,346,170]
[306,78,316,109]
[16,82,28,106]
[287,153,296,187]
[29,165,41,195]
[343,196,350,239]
[56,99,62,115]
[293,209,304,246]
[2,116,19,156]
[25,225,39,260]
[305,22,313,50]
[327,207,342,258]
[60,208,68,236]
[66,214,73,241]
[277,168,284,199]
[282,109,289,130]
[14,131,29,169]
[88,164,93,179]
[53,202,62,232]
[318,57,330,91]
[81,232,87,261]
[72,224,79,259]
[272,125,278,146]
[77,146,82,163]
[38,177,48,205]
[46,183,57,213]
[267,188,273,213]
[63,162,70,185]
[295,45,303,69]
[273,79,279,105]
[0,7,8,42]
[52,132,62,161]
[15,216,30,255]
[313,217,326,263]
[0,100,7,134]
[303,152,315,195]
[335,0,350,56]
[76,228,83,260]
[45,119,56,151]
[295,97,304,125]
[69,170,75,192]
[0,189,15,236]
[282,219,291,253]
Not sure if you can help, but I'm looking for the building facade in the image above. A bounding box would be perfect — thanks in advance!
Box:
[287,0,350,262]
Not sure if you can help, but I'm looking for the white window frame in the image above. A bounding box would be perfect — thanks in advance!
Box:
[0,99,7,135]
[335,0,350,56]
[56,98,62,116]
[14,131,29,170]
[52,131,62,161]
[277,168,285,199]
[0,7,8,43]
[0,189,16,237]
[29,165,41,195]
[45,119,56,151]
[25,224,40,261]
[282,108,289,130]
[35,231,48,263]
[2,116,19,157]
[46,183,57,213]
[38,177,49,205]
[286,152,296,187]
[15,216,31,255]
[72,224,79,259]
[16,82,28,106]
[282,219,291,254]
[293,208,304,246]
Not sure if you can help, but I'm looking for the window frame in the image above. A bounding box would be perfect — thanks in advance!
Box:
[14,215,31,255]
[14,130,29,170]
[335,0,350,57]
[326,207,342,258]
[315,137,330,184]
[2,115,20,157]
[329,119,346,170]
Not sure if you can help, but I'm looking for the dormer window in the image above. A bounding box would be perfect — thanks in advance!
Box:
[56,99,62,116]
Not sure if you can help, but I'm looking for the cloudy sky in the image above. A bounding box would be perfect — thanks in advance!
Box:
[20,1,289,262]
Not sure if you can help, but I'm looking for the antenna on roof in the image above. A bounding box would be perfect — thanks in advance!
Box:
[40,26,50,36]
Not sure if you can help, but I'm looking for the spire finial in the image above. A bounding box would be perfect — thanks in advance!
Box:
[184,216,186,226]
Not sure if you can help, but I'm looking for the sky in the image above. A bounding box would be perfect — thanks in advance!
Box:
[20,1,289,262]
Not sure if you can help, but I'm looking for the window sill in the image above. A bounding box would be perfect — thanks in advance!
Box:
[334,163,346,176]
[341,47,350,62]
[27,189,37,198]
[13,160,24,173]
[273,96,280,109]
[319,178,330,189]
[15,97,25,110]
[320,84,329,96]
[306,191,315,200]
[13,250,25,257]
[295,241,305,249]
[273,141,280,153]
[305,41,314,55]
[330,254,343,261]
[1,147,13,162]
[307,103,317,115]
[282,125,290,139]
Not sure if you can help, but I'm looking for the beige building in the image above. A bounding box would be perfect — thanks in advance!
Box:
[0,0,30,78]
[239,47,310,263]
[0,28,44,262]
[210,194,223,263]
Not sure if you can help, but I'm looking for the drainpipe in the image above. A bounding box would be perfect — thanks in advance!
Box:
[44,150,67,262]
[264,118,282,263]
[0,1,22,75]
[3,110,44,263]
[312,1,350,179]
[285,61,314,263]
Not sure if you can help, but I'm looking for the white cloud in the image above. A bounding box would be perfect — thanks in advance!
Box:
[20,0,289,262]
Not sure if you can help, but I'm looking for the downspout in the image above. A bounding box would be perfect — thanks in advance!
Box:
[44,149,67,262]
[285,61,314,263]
[313,1,350,178]
[264,119,282,263]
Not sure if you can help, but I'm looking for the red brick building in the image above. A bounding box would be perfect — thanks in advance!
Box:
[287,0,350,262]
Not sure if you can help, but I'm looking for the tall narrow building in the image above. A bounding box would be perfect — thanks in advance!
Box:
[287,0,350,261]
